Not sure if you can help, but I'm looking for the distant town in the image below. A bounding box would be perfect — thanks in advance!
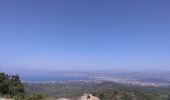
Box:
[22,71,170,86]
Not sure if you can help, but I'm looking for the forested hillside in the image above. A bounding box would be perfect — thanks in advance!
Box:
[25,82,170,100]
[1,72,170,100]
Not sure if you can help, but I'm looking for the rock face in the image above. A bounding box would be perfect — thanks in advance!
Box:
[0,98,13,100]
[78,94,100,100]
[56,94,100,100]
[56,98,70,100]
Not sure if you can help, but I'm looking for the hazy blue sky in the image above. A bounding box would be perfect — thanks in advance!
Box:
[0,0,170,72]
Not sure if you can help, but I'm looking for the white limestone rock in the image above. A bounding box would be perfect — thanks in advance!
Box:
[0,98,13,100]
[78,94,100,100]
[56,98,70,100]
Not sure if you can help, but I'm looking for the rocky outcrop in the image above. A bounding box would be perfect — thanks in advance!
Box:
[78,94,100,100]
[56,98,70,100]
[56,94,100,100]
[0,98,13,100]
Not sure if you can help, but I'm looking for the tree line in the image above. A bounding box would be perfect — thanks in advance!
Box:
[0,72,25,97]
[0,72,44,100]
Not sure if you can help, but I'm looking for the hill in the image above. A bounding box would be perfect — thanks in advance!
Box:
[1,71,170,100]
[24,81,170,100]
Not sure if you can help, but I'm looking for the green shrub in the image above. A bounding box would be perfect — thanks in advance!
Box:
[0,72,25,97]
[25,93,45,100]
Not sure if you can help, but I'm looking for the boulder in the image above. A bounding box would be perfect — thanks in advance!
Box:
[78,94,100,100]
[0,98,13,100]
[56,98,70,100]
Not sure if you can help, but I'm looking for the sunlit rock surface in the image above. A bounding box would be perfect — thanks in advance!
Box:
[56,94,100,100]
[0,98,13,100]
[56,98,70,100]
[78,94,100,100]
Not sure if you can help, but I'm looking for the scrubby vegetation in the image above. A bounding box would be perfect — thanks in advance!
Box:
[25,82,170,100]
[0,72,45,100]
[0,72,25,97]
